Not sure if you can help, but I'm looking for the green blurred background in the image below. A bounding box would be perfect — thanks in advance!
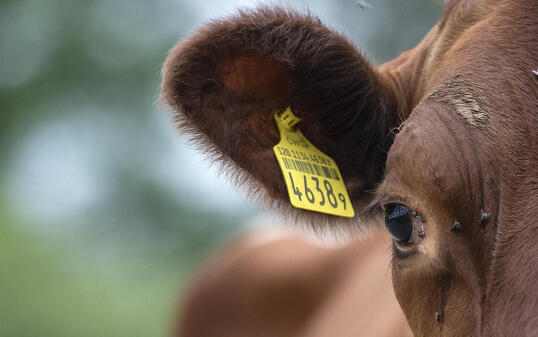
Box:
[0,0,441,336]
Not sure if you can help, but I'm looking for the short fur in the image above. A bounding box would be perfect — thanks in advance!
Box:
[161,1,538,336]
[176,230,412,337]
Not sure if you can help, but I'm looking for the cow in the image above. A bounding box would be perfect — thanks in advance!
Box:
[176,228,413,337]
[160,1,538,336]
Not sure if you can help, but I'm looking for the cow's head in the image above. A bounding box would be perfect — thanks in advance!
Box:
[160,3,538,336]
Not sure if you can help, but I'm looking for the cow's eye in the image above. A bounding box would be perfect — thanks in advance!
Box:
[384,204,414,243]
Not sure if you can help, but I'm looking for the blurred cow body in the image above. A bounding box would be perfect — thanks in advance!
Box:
[161,0,537,336]
[177,229,412,337]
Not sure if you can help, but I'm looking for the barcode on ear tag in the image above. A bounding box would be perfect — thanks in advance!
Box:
[273,107,355,218]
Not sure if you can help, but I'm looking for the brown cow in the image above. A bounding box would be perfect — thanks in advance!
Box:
[177,229,412,337]
[161,1,538,336]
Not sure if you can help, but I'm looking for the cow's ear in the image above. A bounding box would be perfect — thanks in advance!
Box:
[160,7,402,225]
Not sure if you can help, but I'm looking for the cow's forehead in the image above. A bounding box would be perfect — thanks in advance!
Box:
[429,78,489,129]
[380,96,480,212]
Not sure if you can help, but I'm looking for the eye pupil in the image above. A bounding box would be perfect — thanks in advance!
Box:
[385,204,414,243]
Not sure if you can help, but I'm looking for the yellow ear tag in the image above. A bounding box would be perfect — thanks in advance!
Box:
[273,107,355,218]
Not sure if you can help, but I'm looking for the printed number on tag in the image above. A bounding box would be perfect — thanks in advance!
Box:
[273,107,355,218]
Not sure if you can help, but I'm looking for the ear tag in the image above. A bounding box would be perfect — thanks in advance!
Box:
[273,107,355,218]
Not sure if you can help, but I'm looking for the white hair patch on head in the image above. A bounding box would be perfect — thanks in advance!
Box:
[430,76,489,128]
[450,91,488,127]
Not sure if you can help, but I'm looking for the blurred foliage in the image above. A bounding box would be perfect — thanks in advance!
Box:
[0,223,184,337]
[0,0,441,336]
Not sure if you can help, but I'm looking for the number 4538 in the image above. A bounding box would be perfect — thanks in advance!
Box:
[288,172,347,210]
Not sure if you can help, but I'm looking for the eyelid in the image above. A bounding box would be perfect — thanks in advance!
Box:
[378,194,410,210]
[368,190,412,215]
[383,201,425,223]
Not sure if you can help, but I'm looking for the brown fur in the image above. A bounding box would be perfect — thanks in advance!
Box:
[160,6,402,229]
[161,1,537,336]
[176,230,412,337]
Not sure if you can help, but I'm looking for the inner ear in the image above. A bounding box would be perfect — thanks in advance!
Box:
[218,57,290,98]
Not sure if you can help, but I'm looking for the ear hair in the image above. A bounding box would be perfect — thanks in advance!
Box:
[160,6,399,230]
